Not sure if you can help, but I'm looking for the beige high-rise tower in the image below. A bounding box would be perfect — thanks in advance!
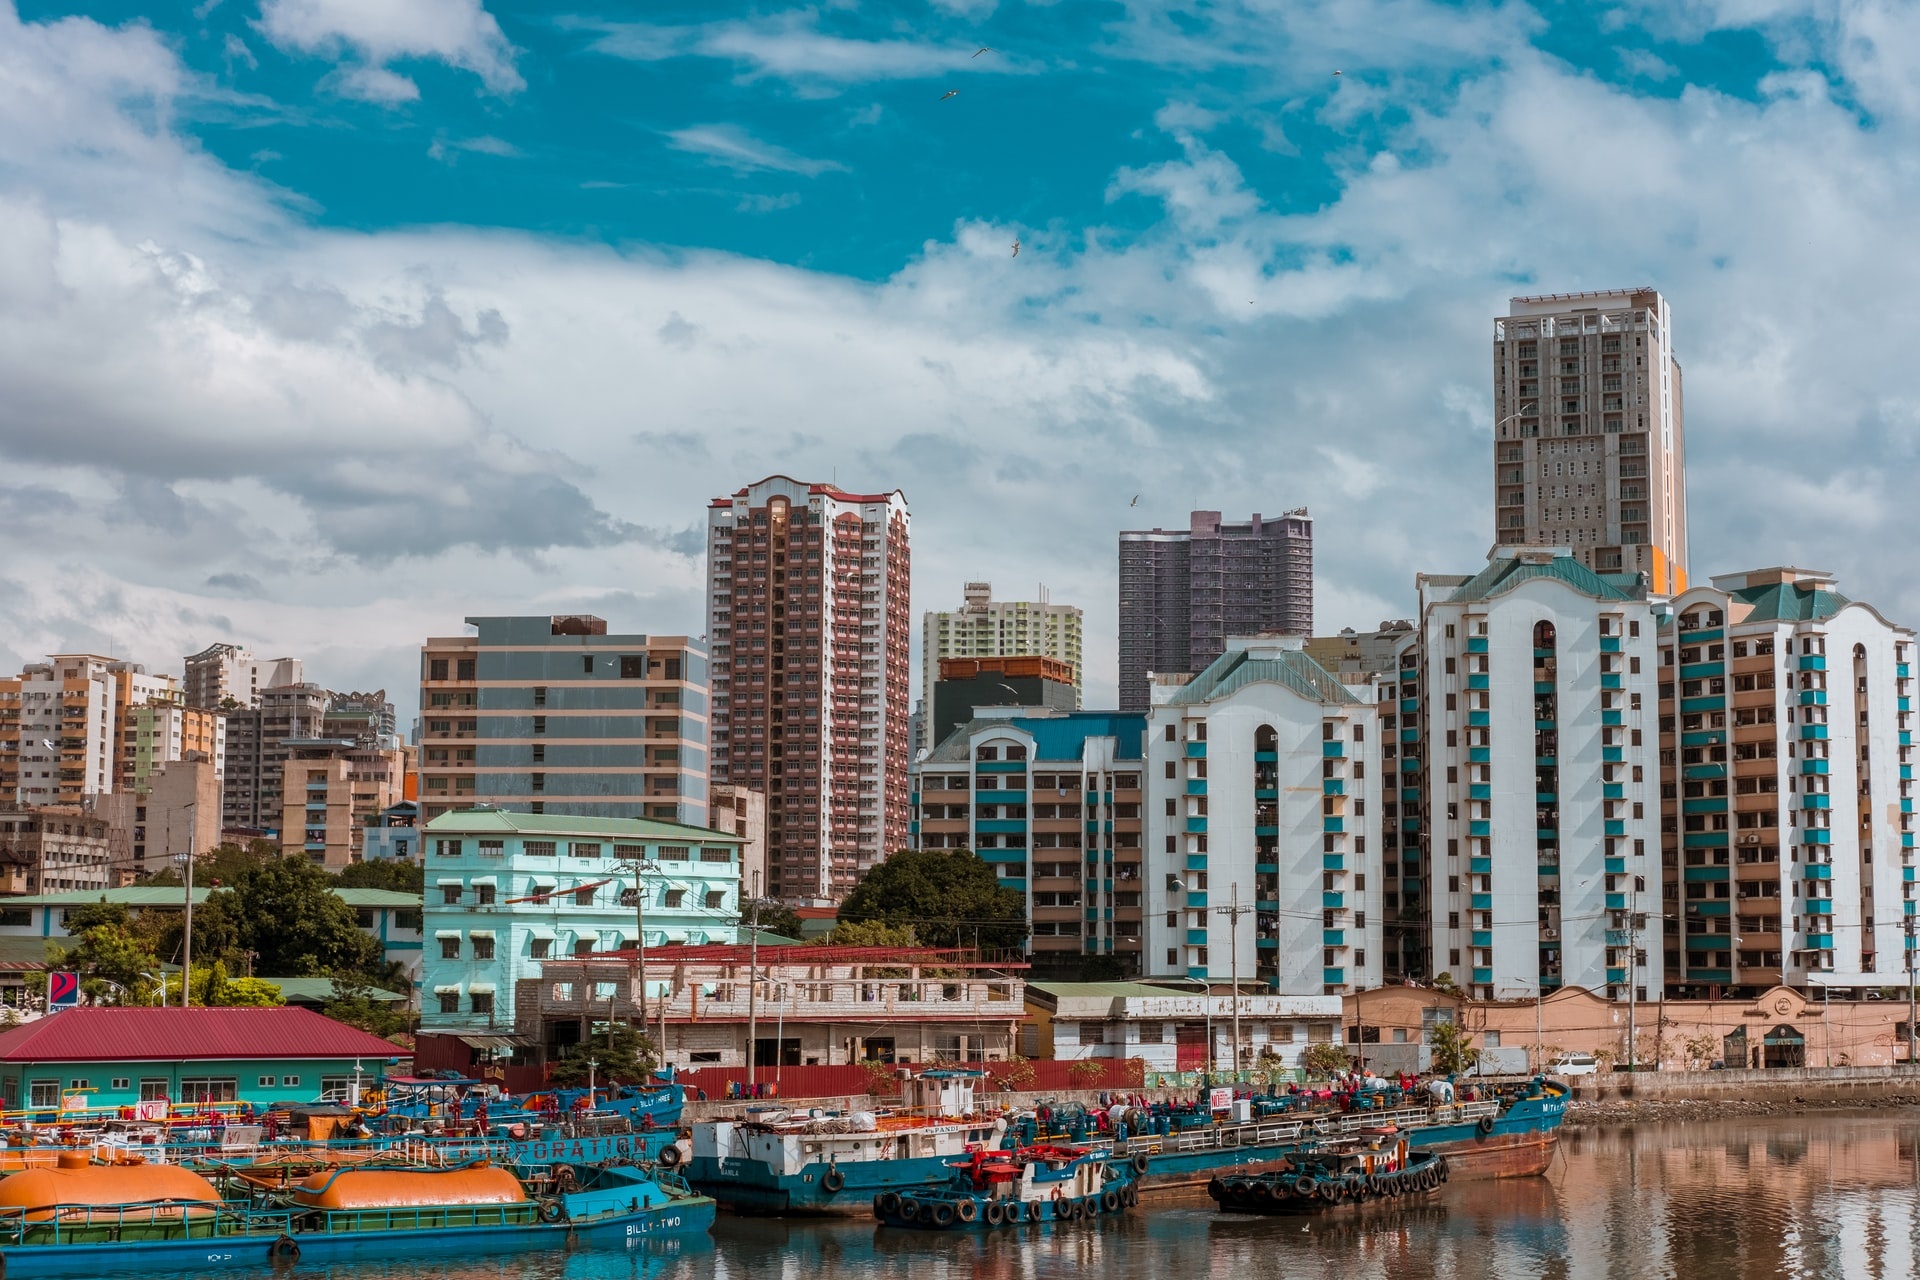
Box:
[1492,289,1688,594]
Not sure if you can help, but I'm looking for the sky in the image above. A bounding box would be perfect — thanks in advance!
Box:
[3,0,1919,726]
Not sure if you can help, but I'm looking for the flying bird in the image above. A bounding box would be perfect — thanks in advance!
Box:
[1333,70,1342,76]
[973,46,993,58]
[1011,239,1020,258]
[1129,495,1139,506]
[939,89,959,101]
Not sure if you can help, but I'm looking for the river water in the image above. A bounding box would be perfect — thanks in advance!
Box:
[171,1113,1920,1280]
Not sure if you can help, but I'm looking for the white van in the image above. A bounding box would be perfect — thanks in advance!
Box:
[1546,1053,1599,1077]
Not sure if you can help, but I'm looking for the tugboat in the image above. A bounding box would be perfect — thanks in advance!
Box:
[1207,1138,1447,1215]
[873,1143,1137,1230]
[0,1150,713,1275]
[686,1069,1007,1216]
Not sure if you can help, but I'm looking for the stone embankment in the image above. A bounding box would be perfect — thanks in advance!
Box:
[1565,1064,1920,1126]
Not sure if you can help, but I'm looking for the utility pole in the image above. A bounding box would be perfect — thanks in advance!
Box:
[1214,883,1254,1075]
[1907,916,1917,1068]
[180,802,196,1008]
[746,870,761,1092]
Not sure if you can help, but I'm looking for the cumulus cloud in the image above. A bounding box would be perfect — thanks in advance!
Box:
[257,0,523,95]
[4,0,1920,718]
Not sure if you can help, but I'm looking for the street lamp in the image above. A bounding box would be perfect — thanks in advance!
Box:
[165,802,197,1007]
[616,857,658,1036]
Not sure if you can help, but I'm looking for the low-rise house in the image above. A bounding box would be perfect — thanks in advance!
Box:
[0,1007,402,1112]
[515,945,1028,1071]
[1026,981,1344,1073]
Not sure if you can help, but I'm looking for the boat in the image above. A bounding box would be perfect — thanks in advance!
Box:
[685,1070,1008,1216]
[1112,1075,1566,1192]
[872,1142,1136,1230]
[0,1151,713,1277]
[1206,1138,1447,1215]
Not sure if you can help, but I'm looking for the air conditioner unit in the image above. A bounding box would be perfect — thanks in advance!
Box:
[1739,835,1759,845]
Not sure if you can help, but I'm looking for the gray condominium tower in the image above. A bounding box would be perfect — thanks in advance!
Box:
[1117,510,1314,712]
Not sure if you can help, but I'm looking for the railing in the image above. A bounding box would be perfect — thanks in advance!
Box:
[0,1200,292,1246]
[1116,1100,1504,1156]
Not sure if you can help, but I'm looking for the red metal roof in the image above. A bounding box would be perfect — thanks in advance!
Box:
[596,944,1027,969]
[0,1007,402,1064]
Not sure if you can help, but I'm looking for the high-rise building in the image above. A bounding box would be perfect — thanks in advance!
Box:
[705,477,911,903]
[0,655,120,806]
[913,709,1146,975]
[279,739,409,868]
[183,644,303,710]
[220,683,330,833]
[1658,568,1916,997]
[922,583,1084,714]
[415,616,709,827]
[1143,637,1382,996]
[930,657,1078,749]
[1493,289,1688,595]
[1118,511,1314,713]
[1415,547,1663,1003]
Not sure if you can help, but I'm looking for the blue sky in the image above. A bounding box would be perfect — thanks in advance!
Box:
[2,0,1919,716]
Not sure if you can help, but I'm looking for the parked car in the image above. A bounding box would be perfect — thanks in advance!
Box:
[1546,1052,1600,1077]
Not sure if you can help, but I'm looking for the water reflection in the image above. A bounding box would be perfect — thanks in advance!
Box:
[159,1115,1920,1280]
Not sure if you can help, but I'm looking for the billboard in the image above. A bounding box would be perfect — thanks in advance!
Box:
[47,971,79,1010]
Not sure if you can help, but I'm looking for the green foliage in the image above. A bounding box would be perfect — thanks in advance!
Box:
[233,857,382,979]
[1681,1033,1719,1072]
[62,900,131,935]
[323,974,411,1039]
[1300,1042,1353,1078]
[1428,1020,1480,1075]
[837,849,1027,952]
[816,920,919,948]
[1431,972,1459,992]
[157,963,285,1007]
[145,840,278,890]
[745,900,805,941]
[548,1023,657,1087]
[60,923,163,1002]
[334,860,424,894]
[1077,955,1128,982]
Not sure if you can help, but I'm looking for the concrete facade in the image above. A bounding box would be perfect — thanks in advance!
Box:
[708,785,767,899]
[0,806,115,895]
[922,582,1085,715]
[913,710,1147,973]
[183,644,303,711]
[219,683,329,835]
[415,616,709,827]
[1493,289,1688,594]
[1657,568,1918,996]
[1118,510,1315,714]
[1029,981,1343,1073]
[1144,636,1383,996]
[1,655,119,806]
[929,656,1078,749]
[279,741,409,868]
[1417,547,1663,1004]
[705,477,912,903]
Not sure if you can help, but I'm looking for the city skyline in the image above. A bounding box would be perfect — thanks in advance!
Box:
[5,3,1920,730]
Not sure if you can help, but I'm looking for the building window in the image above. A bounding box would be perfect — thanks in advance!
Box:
[620,656,647,678]
[440,938,460,959]
[139,1079,168,1102]
[472,937,495,960]
[531,938,551,959]
[477,840,505,857]
[705,890,725,909]
[533,716,547,735]
[438,992,460,1014]
[179,1078,238,1103]
[574,887,596,906]
[28,1080,58,1109]
[471,992,494,1015]
[429,658,448,681]
[523,841,556,857]
[571,843,601,859]
[475,885,496,905]
[258,1075,275,1088]
[435,840,462,858]
[663,888,687,908]
[109,1077,130,1090]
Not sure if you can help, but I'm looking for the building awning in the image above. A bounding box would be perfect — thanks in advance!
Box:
[466,982,496,994]
[457,1035,522,1051]
[467,930,495,940]
[529,927,557,940]
[434,930,462,940]
[469,876,497,887]
[433,984,461,995]
[435,878,463,887]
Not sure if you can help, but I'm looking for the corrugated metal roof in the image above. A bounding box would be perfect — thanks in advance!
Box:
[420,810,743,842]
[261,978,407,1005]
[329,889,423,907]
[1028,982,1199,999]
[3,887,420,908]
[1166,648,1359,707]
[0,1008,402,1063]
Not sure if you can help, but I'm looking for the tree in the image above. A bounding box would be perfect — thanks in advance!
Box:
[334,861,424,894]
[60,924,162,1003]
[161,963,285,1007]
[324,974,410,1039]
[1429,1020,1480,1076]
[745,900,805,942]
[145,839,278,890]
[815,920,919,948]
[1681,1033,1719,1072]
[837,849,1027,952]
[1301,1042,1352,1078]
[233,857,382,979]
[548,1023,657,1087]
[62,900,131,935]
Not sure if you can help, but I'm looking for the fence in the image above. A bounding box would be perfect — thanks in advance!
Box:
[674,1058,1149,1102]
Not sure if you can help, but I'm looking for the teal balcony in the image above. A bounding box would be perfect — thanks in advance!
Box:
[1186,779,1208,796]
[1470,893,1493,910]
[1801,794,1830,810]
[1602,747,1624,763]
[1802,759,1830,775]
[1323,779,1345,796]
[1469,820,1491,837]
[1469,857,1491,874]
[1684,764,1727,780]
[1471,930,1493,947]
[1187,892,1209,908]
[1467,637,1489,653]
[1185,929,1208,945]
[1255,750,1278,763]
[1402,787,1421,803]
[1805,898,1834,915]
[1679,662,1723,680]
[1256,787,1279,801]
[1470,784,1492,800]
[1600,636,1621,653]
[1603,783,1624,799]
[1605,820,1626,836]
[1186,818,1208,833]
[1681,798,1723,814]
[1800,725,1829,740]
[1683,865,1730,882]
[1322,930,1346,947]
[1798,655,1827,672]
[1683,831,1729,848]
[1323,818,1345,834]
[1802,828,1831,845]
[1606,893,1628,910]
[1606,967,1628,984]
[1323,741,1346,758]
[1323,892,1345,909]
[1467,673,1491,691]
[1402,757,1422,773]
[1467,711,1491,727]
[1601,673,1623,690]
[1472,968,1494,985]
[1798,690,1827,707]
[1322,854,1345,871]
[1538,791,1560,804]
[1469,747,1491,763]
[1692,934,1733,949]
[1803,864,1831,880]
[1186,741,1207,758]
[1322,968,1346,985]
[1535,681,1556,696]
[1255,825,1279,838]
[976,820,1027,834]
[1400,698,1419,715]
[1605,857,1625,874]
[1679,698,1719,715]
[1805,934,1833,948]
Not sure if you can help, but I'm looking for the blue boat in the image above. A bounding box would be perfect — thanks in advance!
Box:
[0,1154,712,1277]
[686,1071,1006,1216]
[873,1143,1138,1230]
[1206,1137,1446,1214]
[372,1074,684,1131]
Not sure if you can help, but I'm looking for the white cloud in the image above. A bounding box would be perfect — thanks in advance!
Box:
[329,64,419,102]
[257,0,523,95]
[665,124,848,176]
